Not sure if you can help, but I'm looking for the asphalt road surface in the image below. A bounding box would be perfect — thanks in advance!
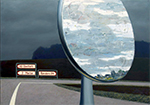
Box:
[1,78,149,105]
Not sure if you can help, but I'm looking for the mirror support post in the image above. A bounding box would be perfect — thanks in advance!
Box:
[80,75,94,105]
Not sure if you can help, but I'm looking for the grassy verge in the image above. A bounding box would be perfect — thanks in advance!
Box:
[54,83,150,104]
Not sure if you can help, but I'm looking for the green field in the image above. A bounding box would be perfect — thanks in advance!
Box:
[55,83,150,104]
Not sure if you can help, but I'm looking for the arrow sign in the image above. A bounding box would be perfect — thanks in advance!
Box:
[39,71,57,76]
[17,64,36,69]
[17,71,35,76]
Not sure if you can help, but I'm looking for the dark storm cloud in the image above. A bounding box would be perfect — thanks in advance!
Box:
[1,0,60,60]
[1,0,149,60]
[2,0,58,36]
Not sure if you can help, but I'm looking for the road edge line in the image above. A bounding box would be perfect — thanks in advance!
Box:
[9,82,21,105]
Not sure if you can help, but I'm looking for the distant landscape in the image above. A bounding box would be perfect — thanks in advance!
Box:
[0,41,149,81]
[134,41,150,58]
[32,41,150,59]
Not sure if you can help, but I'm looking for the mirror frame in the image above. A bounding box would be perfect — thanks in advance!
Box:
[57,0,134,82]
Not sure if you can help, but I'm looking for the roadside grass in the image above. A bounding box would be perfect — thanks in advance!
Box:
[54,83,150,104]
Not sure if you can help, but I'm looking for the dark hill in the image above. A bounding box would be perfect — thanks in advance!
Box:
[135,41,150,58]
[32,44,67,59]
[1,41,149,81]
[31,41,150,59]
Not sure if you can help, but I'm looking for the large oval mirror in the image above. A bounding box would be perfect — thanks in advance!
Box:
[58,0,135,82]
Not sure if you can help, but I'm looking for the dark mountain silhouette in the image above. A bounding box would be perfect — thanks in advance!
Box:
[32,41,149,59]
[32,44,67,59]
[1,41,149,81]
[135,41,150,58]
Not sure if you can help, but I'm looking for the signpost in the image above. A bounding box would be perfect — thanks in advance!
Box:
[17,71,35,76]
[17,64,36,69]
[38,69,58,79]
[16,63,58,79]
[57,0,135,105]
[16,63,37,78]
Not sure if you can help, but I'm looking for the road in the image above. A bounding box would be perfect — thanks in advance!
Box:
[1,78,149,105]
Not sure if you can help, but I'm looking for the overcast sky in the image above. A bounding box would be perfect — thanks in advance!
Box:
[1,0,150,60]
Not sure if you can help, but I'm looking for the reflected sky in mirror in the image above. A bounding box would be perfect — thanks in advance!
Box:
[62,0,134,81]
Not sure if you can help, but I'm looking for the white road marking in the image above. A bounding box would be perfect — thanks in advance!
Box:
[21,82,54,84]
[9,82,53,105]
[9,82,21,105]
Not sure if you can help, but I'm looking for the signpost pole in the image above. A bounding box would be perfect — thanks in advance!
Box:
[16,63,18,78]
[80,75,94,105]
